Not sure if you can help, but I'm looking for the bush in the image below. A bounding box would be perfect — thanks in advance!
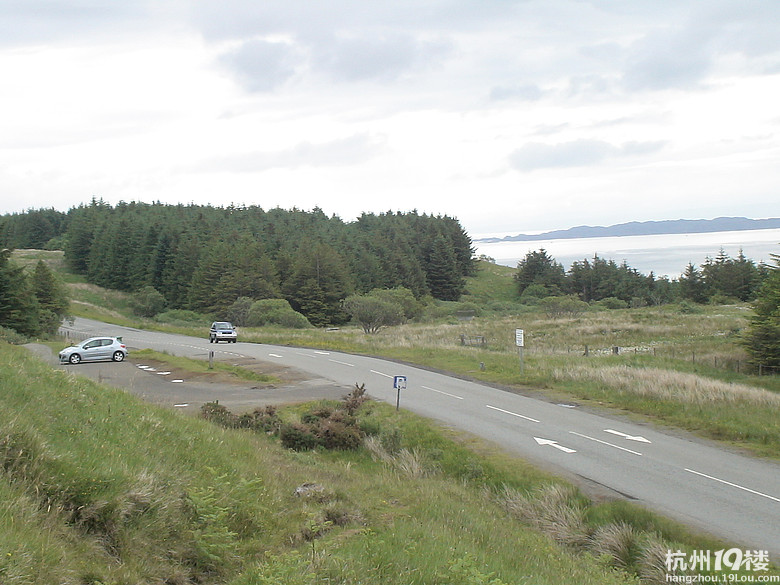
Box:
[343,294,404,334]
[598,297,629,310]
[200,401,238,428]
[539,295,589,318]
[236,405,280,434]
[280,423,320,451]
[130,286,167,318]
[155,309,210,326]
[247,299,311,329]
[0,326,29,345]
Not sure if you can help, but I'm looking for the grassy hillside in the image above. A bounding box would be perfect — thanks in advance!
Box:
[0,342,682,585]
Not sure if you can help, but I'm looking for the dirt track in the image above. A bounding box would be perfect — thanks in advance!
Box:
[24,343,348,415]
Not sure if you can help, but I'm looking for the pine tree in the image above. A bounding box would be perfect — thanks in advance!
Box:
[742,254,780,368]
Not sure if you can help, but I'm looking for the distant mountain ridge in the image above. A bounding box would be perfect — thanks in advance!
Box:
[476,217,780,243]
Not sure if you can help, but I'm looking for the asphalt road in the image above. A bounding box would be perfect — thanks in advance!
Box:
[59,317,780,560]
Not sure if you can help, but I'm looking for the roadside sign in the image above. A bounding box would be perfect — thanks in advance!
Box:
[515,329,524,347]
[393,375,407,410]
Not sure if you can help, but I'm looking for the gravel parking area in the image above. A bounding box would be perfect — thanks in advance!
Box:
[24,343,348,414]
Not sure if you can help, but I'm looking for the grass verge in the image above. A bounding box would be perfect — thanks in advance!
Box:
[4,342,771,584]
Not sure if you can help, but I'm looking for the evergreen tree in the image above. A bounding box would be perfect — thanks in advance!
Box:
[0,250,40,336]
[425,234,464,301]
[679,263,707,303]
[514,249,565,296]
[283,242,352,326]
[30,260,69,334]
[742,253,780,368]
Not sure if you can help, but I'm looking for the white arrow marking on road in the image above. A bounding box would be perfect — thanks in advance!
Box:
[570,431,643,456]
[534,437,576,453]
[605,429,651,443]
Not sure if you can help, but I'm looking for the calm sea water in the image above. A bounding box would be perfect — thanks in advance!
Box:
[473,228,780,278]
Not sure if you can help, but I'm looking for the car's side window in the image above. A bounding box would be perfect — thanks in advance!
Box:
[85,341,98,349]
[102,339,112,346]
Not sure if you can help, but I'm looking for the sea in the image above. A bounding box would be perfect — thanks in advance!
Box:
[473,228,780,279]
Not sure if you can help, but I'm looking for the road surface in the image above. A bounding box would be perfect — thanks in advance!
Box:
[59,317,780,560]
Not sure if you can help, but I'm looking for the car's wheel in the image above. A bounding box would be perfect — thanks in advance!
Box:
[68,353,81,364]
[112,351,125,362]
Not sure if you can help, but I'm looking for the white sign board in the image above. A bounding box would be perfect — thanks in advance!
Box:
[515,329,525,348]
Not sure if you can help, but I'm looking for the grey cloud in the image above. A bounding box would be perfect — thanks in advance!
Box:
[623,28,712,91]
[0,1,174,46]
[198,133,387,173]
[509,139,665,171]
[218,39,300,92]
[489,84,544,102]
[313,34,451,82]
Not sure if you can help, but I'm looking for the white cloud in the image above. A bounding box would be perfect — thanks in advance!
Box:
[0,0,779,236]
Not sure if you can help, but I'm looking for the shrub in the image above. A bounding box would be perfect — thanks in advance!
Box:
[280,423,320,451]
[155,309,209,326]
[598,297,628,310]
[236,405,280,434]
[248,299,311,329]
[130,285,167,318]
[200,401,238,428]
[0,326,28,345]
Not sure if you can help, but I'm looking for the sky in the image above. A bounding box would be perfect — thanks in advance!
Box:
[1,1,779,239]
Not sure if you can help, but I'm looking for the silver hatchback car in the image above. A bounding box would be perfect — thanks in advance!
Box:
[59,336,128,365]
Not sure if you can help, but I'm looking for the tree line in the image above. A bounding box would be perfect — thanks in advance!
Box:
[513,247,769,308]
[0,201,476,327]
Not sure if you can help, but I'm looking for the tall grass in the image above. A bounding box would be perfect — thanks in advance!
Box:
[2,342,653,584]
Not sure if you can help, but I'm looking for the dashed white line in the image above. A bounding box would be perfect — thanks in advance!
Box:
[329,359,354,367]
[268,353,283,358]
[371,370,393,378]
[685,469,780,503]
[421,385,463,400]
[569,431,643,456]
[485,404,540,423]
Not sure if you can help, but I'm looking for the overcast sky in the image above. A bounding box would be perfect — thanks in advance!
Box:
[1,1,779,238]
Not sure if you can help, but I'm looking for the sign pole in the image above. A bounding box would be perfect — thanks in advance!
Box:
[515,329,525,374]
[393,376,407,411]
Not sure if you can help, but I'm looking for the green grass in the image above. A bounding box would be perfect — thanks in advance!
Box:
[6,342,768,584]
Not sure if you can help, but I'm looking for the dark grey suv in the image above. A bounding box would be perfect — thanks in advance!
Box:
[209,322,237,343]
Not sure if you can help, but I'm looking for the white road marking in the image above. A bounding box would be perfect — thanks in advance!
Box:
[486,404,540,423]
[421,385,463,400]
[329,359,354,367]
[156,371,171,375]
[174,403,189,407]
[268,353,283,358]
[171,379,184,383]
[534,437,576,454]
[370,370,393,378]
[315,351,330,355]
[569,431,643,456]
[685,469,780,503]
[605,429,651,443]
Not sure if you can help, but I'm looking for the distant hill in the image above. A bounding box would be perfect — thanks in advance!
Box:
[476,217,780,243]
